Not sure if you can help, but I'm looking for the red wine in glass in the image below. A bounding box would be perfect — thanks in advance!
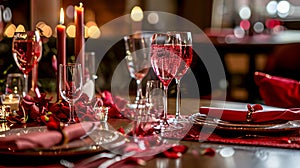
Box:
[175,45,193,80]
[12,30,42,96]
[151,42,181,126]
[168,31,193,123]
[12,40,40,74]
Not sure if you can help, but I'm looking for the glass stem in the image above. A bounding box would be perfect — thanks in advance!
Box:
[135,79,142,103]
[175,79,181,120]
[31,64,41,98]
[68,102,77,124]
[23,74,28,97]
[163,85,168,121]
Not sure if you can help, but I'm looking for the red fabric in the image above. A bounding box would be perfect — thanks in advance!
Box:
[199,106,300,123]
[0,122,94,150]
[254,71,300,108]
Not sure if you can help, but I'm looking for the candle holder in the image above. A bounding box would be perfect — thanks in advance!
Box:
[0,93,20,116]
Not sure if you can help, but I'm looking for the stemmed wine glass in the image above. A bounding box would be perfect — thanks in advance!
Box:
[59,63,83,125]
[150,33,181,128]
[12,30,42,97]
[123,32,152,108]
[168,31,193,123]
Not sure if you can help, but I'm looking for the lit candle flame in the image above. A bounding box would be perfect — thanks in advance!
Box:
[60,8,64,25]
[79,2,83,8]
[8,94,13,101]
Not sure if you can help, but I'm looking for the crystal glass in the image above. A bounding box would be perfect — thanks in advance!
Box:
[145,80,164,129]
[168,31,193,122]
[12,30,42,97]
[124,32,152,107]
[59,63,83,125]
[5,73,25,97]
[150,33,181,128]
[1,93,20,115]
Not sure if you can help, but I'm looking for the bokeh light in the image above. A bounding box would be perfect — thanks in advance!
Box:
[265,19,281,29]
[15,24,25,32]
[239,6,251,20]
[36,21,53,38]
[88,25,101,39]
[253,22,264,33]
[277,0,290,17]
[66,24,75,38]
[239,20,250,30]
[147,12,159,24]
[266,0,278,16]
[66,5,74,19]
[4,24,16,37]
[234,26,245,38]
[130,6,143,22]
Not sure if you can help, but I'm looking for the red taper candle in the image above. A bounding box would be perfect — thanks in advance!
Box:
[74,2,85,74]
[56,7,66,101]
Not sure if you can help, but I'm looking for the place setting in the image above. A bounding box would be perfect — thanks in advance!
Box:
[189,103,300,134]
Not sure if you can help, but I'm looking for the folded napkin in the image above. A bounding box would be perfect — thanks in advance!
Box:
[199,104,300,123]
[0,122,95,151]
[254,71,300,108]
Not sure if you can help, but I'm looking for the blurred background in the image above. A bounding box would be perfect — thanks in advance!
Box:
[0,0,300,103]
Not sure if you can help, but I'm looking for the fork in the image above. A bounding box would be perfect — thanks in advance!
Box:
[60,152,117,168]
[98,151,137,168]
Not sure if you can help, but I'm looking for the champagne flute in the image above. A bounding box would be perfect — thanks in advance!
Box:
[12,30,42,97]
[123,32,152,108]
[59,63,83,125]
[150,33,181,128]
[168,31,193,122]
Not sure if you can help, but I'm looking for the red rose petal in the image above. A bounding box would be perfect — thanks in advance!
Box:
[117,127,125,134]
[201,148,216,157]
[163,151,182,159]
[171,145,188,153]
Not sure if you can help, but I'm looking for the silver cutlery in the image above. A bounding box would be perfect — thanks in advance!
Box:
[98,151,137,168]
[60,152,117,168]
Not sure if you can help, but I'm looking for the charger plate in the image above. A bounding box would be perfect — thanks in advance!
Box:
[189,113,300,133]
[0,126,126,157]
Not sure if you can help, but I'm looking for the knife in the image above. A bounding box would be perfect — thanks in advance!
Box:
[98,151,136,168]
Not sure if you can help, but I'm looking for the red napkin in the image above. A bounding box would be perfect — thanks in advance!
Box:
[0,122,95,151]
[254,71,300,108]
[199,104,300,123]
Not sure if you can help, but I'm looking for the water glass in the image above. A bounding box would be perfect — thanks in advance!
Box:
[1,93,20,115]
[145,80,164,122]
[5,73,25,97]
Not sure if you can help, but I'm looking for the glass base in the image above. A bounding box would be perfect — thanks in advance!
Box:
[65,120,77,126]
[161,117,189,131]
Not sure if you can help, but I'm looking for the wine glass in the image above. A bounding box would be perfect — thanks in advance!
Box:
[59,63,83,125]
[12,30,42,97]
[123,32,152,108]
[150,33,181,128]
[168,31,193,123]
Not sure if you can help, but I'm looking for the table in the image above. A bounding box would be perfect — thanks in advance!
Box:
[203,30,300,102]
[0,99,300,168]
